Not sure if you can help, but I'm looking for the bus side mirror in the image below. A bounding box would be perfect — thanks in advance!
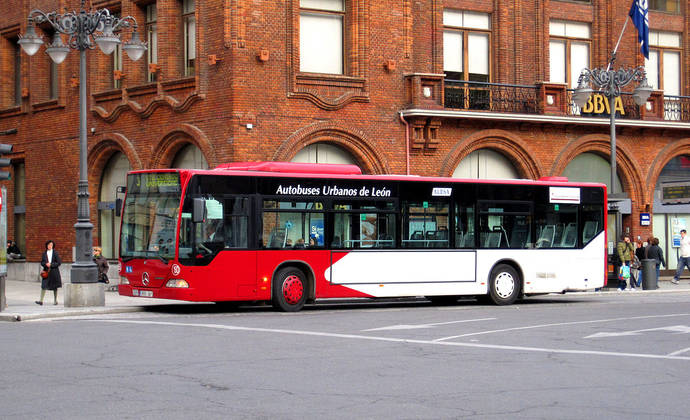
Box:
[192,198,206,223]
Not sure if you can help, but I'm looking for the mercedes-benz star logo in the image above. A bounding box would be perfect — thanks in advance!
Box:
[142,272,150,286]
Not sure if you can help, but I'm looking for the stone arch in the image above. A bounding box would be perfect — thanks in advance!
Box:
[551,133,646,204]
[273,121,390,174]
[88,132,142,197]
[439,129,541,179]
[645,137,690,206]
[149,123,216,169]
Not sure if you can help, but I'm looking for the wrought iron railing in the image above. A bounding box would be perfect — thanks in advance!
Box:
[443,80,690,123]
[663,95,690,122]
[444,80,539,114]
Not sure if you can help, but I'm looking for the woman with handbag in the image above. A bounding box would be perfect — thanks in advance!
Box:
[93,246,109,284]
[36,240,62,305]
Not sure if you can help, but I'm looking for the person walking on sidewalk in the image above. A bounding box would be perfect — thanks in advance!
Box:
[646,237,666,287]
[93,246,109,284]
[672,229,690,285]
[634,239,646,287]
[617,234,635,290]
[36,240,62,306]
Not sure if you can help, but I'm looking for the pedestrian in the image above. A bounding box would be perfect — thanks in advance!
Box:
[93,246,109,284]
[646,237,666,287]
[6,240,22,261]
[672,229,690,285]
[633,239,645,287]
[36,240,62,305]
[616,234,635,291]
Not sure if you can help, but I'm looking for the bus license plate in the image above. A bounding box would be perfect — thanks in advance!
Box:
[133,289,153,297]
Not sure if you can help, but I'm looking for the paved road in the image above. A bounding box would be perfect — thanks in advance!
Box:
[2,292,690,419]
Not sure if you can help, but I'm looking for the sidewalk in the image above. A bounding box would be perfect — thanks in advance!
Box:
[0,279,189,322]
[2,277,690,322]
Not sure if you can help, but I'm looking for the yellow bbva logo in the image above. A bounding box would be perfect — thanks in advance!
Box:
[581,94,625,115]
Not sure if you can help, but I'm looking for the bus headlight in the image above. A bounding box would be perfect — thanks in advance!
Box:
[166,279,189,288]
[120,277,130,285]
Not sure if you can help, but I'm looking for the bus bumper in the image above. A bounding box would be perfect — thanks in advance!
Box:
[118,284,202,301]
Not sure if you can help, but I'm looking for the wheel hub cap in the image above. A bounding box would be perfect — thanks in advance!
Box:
[282,275,303,305]
[495,272,515,299]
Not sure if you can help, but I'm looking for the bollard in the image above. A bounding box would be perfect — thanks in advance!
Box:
[641,259,657,290]
[0,275,5,311]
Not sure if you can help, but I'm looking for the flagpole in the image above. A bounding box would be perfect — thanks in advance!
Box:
[607,15,631,71]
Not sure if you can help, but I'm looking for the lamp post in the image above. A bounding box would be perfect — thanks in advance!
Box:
[18,0,146,306]
[573,62,652,196]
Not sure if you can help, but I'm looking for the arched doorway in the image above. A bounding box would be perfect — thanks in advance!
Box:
[563,152,626,256]
[653,154,690,273]
[452,149,519,179]
[171,143,209,169]
[98,152,131,259]
[291,143,359,166]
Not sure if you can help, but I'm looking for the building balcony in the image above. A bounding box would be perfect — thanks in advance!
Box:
[402,75,690,127]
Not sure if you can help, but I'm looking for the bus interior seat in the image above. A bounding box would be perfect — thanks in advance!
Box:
[510,225,529,249]
[484,230,502,248]
[553,223,565,246]
[464,232,474,247]
[536,224,555,248]
[582,221,598,243]
[435,229,449,247]
[559,222,577,247]
[378,233,394,248]
[456,231,464,247]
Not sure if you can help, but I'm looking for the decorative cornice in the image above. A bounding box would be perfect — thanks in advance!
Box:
[287,90,370,111]
[91,93,205,122]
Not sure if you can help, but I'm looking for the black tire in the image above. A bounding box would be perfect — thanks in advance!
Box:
[272,267,307,312]
[488,264,521,305]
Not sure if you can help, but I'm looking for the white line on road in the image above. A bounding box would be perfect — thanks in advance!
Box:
[89,319,690,361]
[668,347,690,357]
[433,313,690,342]
[362,317,496,331]
[585,325,690,339]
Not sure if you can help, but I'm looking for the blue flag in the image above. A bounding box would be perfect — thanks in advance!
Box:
[629,0,649,59]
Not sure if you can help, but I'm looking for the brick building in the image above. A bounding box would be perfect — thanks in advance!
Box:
[0,0,689,278]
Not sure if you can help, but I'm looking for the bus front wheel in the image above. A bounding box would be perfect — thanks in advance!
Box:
[272,267,307,312]
[488,264,520,305]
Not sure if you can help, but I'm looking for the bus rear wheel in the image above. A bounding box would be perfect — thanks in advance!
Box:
[488,264,520,305]
[272,267,307,312]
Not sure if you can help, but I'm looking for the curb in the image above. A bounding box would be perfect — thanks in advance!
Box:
[0,306,147,322]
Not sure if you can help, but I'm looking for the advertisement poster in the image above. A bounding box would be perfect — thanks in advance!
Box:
[672,217,687,248]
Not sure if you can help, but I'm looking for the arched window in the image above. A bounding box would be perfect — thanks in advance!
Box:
[562,152,623,192]
[452,149,519,179]
[291,143,359,166]
[171,143,209,169]
[98,152,131,259]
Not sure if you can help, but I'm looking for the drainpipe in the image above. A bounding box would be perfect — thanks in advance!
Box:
[399,112,410,175]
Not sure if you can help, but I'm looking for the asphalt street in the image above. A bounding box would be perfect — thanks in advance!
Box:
[2,290,690,419]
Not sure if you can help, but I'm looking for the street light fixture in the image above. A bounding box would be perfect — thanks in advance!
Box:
[18,0,146,306]
[573,63,651,196]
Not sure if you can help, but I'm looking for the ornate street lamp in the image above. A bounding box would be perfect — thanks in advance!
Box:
[18,0,146,306]
[573,62,652,196]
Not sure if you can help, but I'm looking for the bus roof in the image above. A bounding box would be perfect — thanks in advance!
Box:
[129,162,607,189]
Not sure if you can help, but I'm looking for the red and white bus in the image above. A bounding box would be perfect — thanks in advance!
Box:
[118,162,607,311]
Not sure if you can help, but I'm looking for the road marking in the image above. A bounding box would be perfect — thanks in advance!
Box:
[585,325,690,339]
[362,317,496,331]
[433,313,690,342]
[668,347,690,357]
[89,319,690,361]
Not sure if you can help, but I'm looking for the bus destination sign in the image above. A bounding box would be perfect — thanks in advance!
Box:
[662,181,690,204]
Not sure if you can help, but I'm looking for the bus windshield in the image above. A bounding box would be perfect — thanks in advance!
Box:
[120,172,182,262]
